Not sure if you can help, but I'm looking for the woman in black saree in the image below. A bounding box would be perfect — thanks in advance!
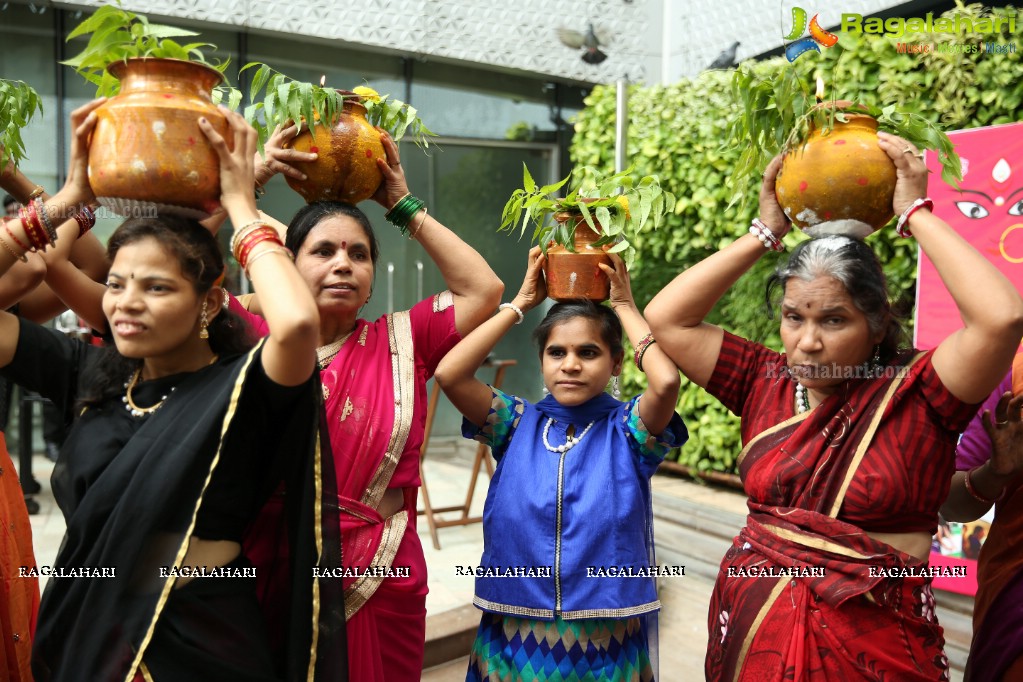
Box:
[0,101,345,681]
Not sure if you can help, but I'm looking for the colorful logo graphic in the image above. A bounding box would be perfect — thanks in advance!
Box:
[784,7,839,61]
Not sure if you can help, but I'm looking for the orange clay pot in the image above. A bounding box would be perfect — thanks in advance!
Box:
[544,211,612,302]
[89,58,228,219]
[283,92,385,204]
[775,103,896,238]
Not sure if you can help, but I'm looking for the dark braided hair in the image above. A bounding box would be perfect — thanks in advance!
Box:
[78,217,254,409]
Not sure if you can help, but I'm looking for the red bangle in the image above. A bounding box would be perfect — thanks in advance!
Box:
[236,230,282,267]
[4,221,31,253]
[236,229,284,270]
[964,465,1006,505]
[19,205,48,250]
[73,206,96,237]
[896,197,933,238]
[633,333,656,370]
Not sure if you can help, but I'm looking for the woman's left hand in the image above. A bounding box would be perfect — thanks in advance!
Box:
[199,107,259,222]
[877,132,930,216]
[371,129,411,210]
[254,122,317,188]
[599,252,636,312]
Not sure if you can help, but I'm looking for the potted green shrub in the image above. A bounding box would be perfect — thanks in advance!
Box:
[727,65,961,237]
[242,64,433,204]
[500,165,675,301]
[63,5,240,218]
[0,79,44,172]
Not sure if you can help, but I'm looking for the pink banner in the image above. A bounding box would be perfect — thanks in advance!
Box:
[915,122,1023,350]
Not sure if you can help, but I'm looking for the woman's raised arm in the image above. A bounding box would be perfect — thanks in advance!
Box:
[436,247,544,427]
[371,131,503,336]
[199,108,319,386]
[878,132,1023,404]
[646,155,790,388]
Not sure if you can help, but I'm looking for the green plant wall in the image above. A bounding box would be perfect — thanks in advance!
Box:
[570,2,1022,473]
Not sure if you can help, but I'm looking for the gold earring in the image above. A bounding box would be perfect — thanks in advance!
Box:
[199,299,209,340]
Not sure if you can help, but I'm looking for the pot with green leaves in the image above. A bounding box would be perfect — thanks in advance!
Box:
[500,166,675,302]
[243,66,434,204]
[63,6,238,218]
[88,58,229,218]
[775,102,896,238]
[281,90,385,204]
[727,66,961,238]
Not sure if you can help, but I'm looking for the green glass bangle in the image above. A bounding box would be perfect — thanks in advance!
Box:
[385,194,425,234]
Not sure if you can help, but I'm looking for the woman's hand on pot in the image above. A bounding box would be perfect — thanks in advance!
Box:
[254,122,317,188]
[63,99,104,207]
[512,246,548,312]
[877,131,929,216]
[758,155,791,238]
[599,252,637,312]
[200,107,259,220]
[371,129,411,210]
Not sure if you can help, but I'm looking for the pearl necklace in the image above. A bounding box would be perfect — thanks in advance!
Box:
[317,328,356,369]
[542,418,595,454]
[123,369,175,418]
[795,382,810,414]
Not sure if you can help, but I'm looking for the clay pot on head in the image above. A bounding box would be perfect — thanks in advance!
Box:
[283,92,385,204]
[544,211,613,302]
[89,58,229,219]
[775,103,896,239]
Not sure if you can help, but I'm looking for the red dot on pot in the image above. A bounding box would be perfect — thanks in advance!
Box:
[857,177,869,186]
[187,137,195,146]
[163,94,174,99]
[309,146,319,153]
[799,181,808,192]
[365,149,373,158]
[834,139,846,145]
[824,212,832,220]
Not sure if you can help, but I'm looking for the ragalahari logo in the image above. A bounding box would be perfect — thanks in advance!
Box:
[784,7,839,61]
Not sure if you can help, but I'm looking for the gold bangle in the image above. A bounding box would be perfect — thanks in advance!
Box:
[408,207,428,239]
[0,232,28,263]
[26,185,45,200]
[244,246,293,277]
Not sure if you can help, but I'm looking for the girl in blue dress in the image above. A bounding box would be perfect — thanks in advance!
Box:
[435,247,687,681]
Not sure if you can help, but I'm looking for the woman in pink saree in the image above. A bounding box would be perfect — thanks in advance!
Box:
[236,129,503,680]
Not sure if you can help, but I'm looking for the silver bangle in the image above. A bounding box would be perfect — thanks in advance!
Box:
[498,302,524,324]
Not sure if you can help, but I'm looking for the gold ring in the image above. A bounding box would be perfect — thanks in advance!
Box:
[996,418,1010,426]
[902,147,916,155]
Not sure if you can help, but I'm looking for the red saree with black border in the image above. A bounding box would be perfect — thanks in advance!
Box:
[705,332,978,682]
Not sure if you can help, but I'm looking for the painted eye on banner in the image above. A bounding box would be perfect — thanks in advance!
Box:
[955,201,990,219]
[1008,199,1023,216]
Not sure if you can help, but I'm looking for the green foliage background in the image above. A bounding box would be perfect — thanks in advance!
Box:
[569,2,1022,473]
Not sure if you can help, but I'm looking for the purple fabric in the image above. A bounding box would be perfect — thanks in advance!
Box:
[956,372,1013,471]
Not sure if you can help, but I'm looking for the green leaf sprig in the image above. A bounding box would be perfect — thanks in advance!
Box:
[0,79,44,170]
[63,3,234,99]
[499,164,676,267]
[241,64,435,151]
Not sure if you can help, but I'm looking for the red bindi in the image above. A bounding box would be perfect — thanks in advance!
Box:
[341,241,347,249]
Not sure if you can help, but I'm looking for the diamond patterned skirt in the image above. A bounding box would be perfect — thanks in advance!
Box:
[466,612,654,682]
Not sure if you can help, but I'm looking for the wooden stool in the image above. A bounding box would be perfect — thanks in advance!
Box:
[418,359,516,550]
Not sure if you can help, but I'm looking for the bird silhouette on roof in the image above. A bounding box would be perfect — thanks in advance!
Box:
[706,41,741,70]
[557,23,609,65]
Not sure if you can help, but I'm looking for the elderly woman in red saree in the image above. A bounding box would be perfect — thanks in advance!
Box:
[234,128,503,681]
[941,353,1023,681]
[645,133,1023,681]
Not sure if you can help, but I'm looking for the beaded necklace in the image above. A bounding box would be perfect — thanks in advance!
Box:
[542,418,595,454]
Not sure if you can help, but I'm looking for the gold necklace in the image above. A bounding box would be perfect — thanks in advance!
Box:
[121,356,218,418]
[317,328,356,369]
[122,369,174,418]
